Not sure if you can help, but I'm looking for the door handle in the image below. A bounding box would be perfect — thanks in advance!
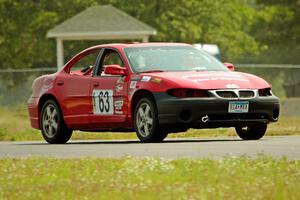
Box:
[57,80,64,86]
[93,82,99,87]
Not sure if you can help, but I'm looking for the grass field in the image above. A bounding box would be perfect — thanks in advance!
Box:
[1,106,299,199]
[0,105,299,141]
[0,156,299,199]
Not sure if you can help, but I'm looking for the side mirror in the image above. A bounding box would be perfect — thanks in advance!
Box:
[224,62,235,71]
[104,65,127,76]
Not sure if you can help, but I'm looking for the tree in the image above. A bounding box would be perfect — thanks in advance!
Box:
[2,0,298,70]
[0,0,96,69]
[244,0,300,63]
[111,0,261,62]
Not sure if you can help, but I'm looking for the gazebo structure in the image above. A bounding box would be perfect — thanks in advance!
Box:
[47,5,157,69]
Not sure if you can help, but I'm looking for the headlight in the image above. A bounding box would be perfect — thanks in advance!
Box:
[258,88,272,96]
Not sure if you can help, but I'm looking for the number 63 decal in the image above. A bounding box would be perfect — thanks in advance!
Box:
[92,90,114,114]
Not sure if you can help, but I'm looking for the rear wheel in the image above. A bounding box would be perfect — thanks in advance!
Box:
[134,97,167,142]
[40,100,72,144]
[235,124,267,140]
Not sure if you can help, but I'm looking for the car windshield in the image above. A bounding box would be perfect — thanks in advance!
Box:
[124,46,228,73]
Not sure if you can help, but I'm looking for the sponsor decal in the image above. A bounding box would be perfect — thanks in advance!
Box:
[151,78,162,84]
[141,76,151,82]
[131,76,141,81]
[128,90,134,96]
[130,81,137,89]
[115,84,123,92]
[115,110,123,114]
[114,100,123,108]
[117,77,125,84]
[183,73,249,82]
[226,84,240,88]
[183,73,242,78]
[194,78,210,82]
[183,75,249,82]
[114,98,124,114]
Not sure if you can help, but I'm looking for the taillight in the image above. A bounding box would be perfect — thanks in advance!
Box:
[167,89,209,98]
[258,88,272,96]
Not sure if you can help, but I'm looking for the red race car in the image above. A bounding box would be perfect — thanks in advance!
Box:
[28,43,280,143]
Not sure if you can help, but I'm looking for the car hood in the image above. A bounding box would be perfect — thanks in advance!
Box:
[143,71,271,89]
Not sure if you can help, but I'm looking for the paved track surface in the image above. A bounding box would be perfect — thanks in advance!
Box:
[0,136,300,159]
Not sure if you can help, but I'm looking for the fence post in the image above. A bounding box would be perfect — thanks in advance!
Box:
[56,38,64,70]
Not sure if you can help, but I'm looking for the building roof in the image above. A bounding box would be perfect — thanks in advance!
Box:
[47,5,156,39]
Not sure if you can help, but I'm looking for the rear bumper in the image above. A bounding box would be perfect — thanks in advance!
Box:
[27,96,40,129]
[153,93,280,128]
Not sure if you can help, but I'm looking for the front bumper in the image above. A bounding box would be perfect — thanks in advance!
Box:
[153,92,280,128]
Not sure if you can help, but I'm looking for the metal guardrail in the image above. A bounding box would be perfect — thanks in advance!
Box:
[1,64,300,73]
[236,64,300,69]
[0,68,57,73]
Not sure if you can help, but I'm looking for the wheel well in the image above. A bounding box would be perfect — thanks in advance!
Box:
[131,89,156,119]
[38,94,60,122]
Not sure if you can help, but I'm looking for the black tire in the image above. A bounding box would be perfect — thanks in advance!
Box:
[235,124,267,140]
[153,131,168,142]
[40,99,72,144]
[134,97,167,143]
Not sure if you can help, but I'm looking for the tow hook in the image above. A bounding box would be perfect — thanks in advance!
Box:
[201,115,209,123]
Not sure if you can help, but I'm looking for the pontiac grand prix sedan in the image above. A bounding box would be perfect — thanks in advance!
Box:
[28,43,280,143]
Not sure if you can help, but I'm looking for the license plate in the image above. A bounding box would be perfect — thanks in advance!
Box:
[228,101,249,113]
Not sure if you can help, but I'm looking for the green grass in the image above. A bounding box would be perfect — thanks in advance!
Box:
[0,156,299,199]
[0,105,299,141]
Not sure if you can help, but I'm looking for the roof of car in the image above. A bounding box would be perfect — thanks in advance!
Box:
[84,42,191,51]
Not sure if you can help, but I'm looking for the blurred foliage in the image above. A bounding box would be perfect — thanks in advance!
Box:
[236,67,287,98]
[115,0,261,62]
[0,0,97,69]
[0,0,300,70]
[239,0,300,64]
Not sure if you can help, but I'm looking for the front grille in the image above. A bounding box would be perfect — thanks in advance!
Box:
[216,91,238,98]
[239,91,255,98]
[214,90,255,99]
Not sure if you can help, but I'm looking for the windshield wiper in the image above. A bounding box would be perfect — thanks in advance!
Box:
[139,70,164,73]
[191,66,207,71]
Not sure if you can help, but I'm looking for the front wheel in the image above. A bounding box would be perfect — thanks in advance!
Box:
[134,97,167,143]
[235,124,267,140]
[40,99,72,144]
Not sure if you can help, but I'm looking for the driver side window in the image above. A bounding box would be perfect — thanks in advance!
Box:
[97,49,124,76]
[70,50,100,76]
